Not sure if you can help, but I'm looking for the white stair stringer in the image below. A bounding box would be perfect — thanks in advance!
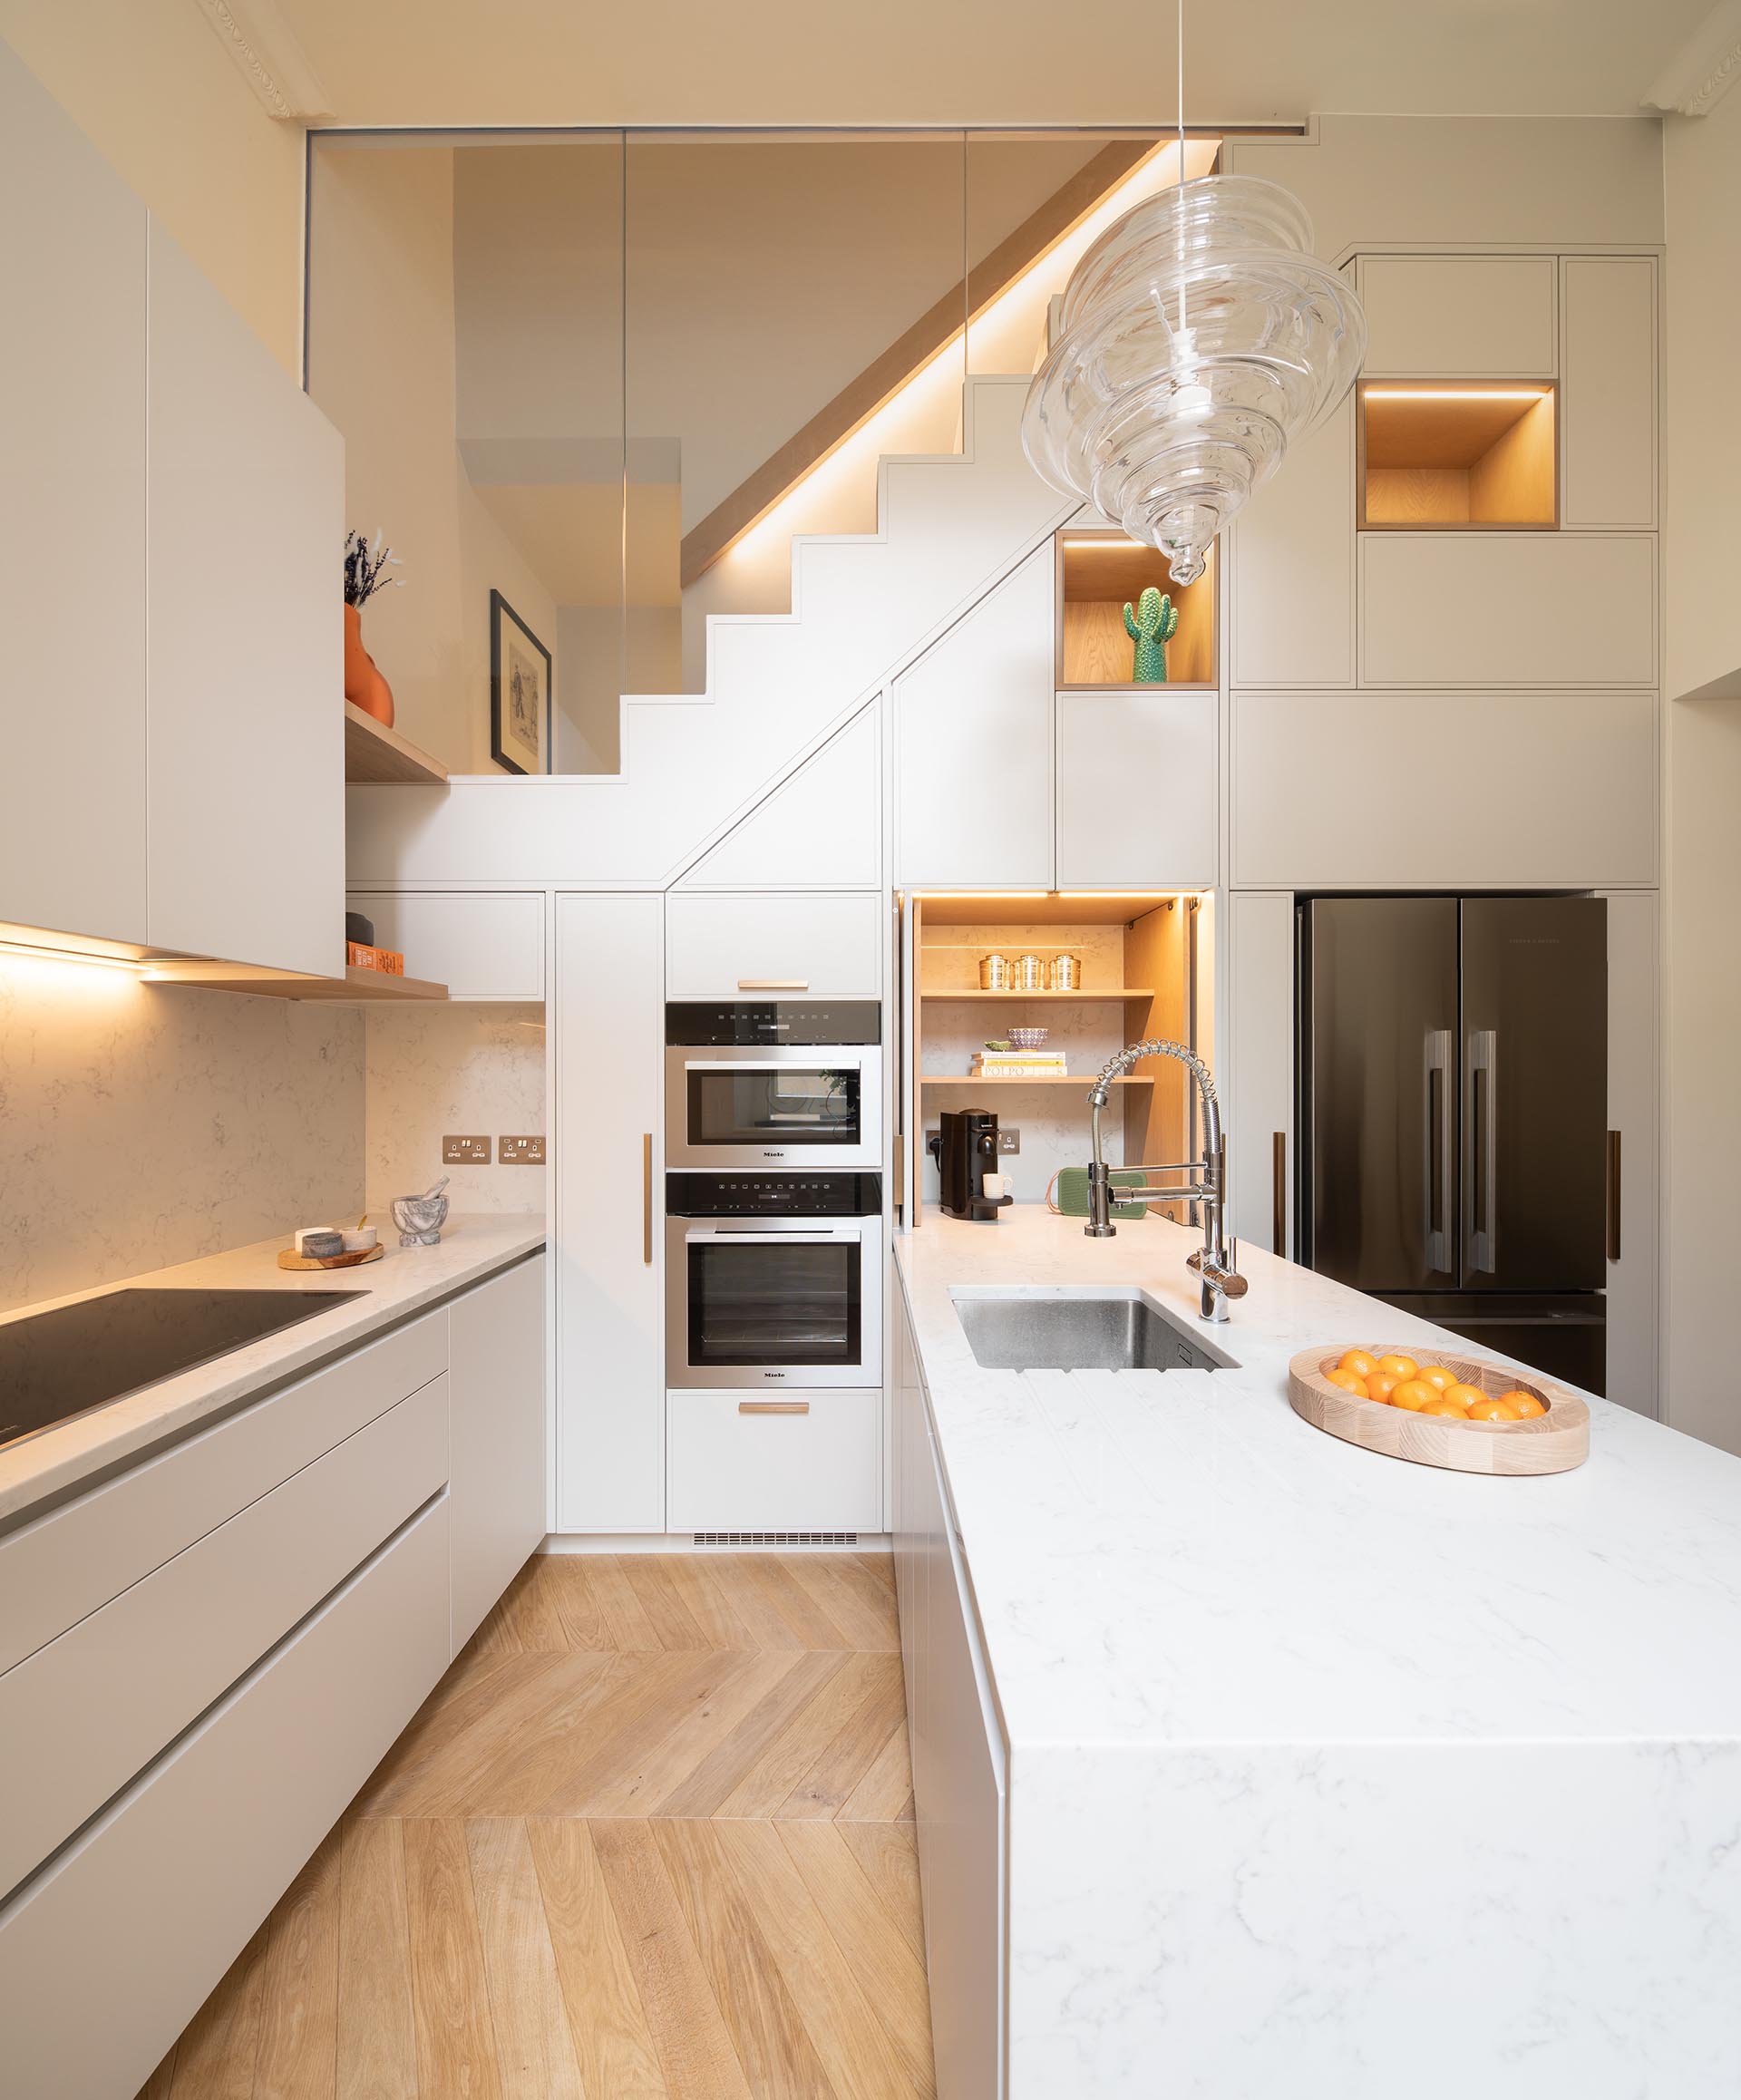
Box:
[345,374,1076,890]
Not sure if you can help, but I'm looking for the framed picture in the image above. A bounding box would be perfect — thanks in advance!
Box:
[490,590,552,775]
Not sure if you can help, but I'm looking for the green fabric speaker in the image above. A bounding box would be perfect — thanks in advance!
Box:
[1048,1167,1152,1220]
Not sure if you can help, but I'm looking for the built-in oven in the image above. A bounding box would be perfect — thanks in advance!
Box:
[666,1171,883,1390]
[665,1000,881,1171]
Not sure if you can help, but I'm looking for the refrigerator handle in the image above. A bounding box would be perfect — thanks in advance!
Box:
[1607,1130,1622,1261]
[1469,1028,1498,1275]
[1425,1030,1454,1276]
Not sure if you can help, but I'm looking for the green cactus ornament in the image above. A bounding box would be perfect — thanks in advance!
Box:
[1123,586,1180,683]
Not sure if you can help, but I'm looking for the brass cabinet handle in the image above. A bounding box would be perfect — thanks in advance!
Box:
[1272,1131,1287,1257]
[738,1400,811,1415]
[1607,1130,1621,1261]
[643,1133,653,1265]
[737,978,809,990]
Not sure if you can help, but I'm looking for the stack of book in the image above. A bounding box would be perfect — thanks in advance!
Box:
[969,1049,1068,1080]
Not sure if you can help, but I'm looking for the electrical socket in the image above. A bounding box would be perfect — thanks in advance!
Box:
[443,1134,491,1165]
[499,1134,545,1165]
[997,1127,1021,1154]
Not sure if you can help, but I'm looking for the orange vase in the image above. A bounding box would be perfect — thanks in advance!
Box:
[343,602,394,728]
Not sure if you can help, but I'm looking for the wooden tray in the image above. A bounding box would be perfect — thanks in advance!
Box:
[1288,1344,1590,1476]
[277,1243,384,1272]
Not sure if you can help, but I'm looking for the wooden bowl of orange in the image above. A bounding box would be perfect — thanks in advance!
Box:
[1288,1344,1589,1475]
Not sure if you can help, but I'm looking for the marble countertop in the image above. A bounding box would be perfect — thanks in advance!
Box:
[0,1213,546,1527]
[895,1204,1741,1754]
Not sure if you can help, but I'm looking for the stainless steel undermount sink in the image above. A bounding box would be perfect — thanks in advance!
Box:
[951,1290,1239,1374]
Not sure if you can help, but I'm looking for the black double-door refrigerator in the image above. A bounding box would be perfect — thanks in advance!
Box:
[1297,894,1610,1394]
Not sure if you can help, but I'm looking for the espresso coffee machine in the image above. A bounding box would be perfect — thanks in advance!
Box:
[931,1110,1013,1221]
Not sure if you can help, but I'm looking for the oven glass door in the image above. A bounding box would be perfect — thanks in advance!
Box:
[686,1232,863,1371]
[686,1062,864,1152]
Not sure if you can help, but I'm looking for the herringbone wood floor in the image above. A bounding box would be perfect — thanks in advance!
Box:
[138,1551,932,2099]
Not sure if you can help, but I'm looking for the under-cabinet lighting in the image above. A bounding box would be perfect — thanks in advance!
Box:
[1363,388,1550,402]
[0,938,151,975]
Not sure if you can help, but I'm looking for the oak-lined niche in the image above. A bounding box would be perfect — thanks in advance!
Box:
[1057,531,1216,689]
[1359,382,1557,529]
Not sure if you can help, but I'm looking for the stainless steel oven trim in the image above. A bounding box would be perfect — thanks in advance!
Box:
[665,1212,884,1390]
[665,1044,884,1171]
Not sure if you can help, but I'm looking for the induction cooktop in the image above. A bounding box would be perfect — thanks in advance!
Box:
[0,1288,367,1452]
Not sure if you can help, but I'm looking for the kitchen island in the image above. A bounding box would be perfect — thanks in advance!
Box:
[894,1204,1741,2100]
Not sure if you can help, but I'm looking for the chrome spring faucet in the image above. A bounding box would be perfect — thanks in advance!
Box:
[1084,1037,1248,1323]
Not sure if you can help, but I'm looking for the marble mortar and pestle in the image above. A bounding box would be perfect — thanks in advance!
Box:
[391,1175,451,1247]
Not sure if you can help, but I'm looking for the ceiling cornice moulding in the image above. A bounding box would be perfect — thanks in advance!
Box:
[1644,0,1741,114]
[191,0,331,122]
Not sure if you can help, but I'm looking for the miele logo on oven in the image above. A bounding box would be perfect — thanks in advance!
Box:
[763,1370,786,1380]
[762,1149,787,1158]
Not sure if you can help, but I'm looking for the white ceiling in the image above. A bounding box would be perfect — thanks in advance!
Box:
[269,0,1715,126]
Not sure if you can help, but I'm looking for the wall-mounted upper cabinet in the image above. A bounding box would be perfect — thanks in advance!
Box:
[895,545,1055,890]
[0,46,344,978]
[1230,396,1356,688]
[1357,256,1557,377]
[681,704,880,890]
[1055,692,1218,890]
[1561,257,1657,531]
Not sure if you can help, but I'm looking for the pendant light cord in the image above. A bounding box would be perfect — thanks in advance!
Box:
[1177,0,1188,338]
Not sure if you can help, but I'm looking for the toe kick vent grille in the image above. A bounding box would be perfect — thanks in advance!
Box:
[693,1531,859,1548]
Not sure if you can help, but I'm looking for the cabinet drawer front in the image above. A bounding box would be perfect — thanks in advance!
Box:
[0,1376,448,1900]
[1056,690,1218,889]
[346,890,544,999]
[667,1390,883,1531]
[1359,533,1656,687]
[0,1308,445,1676]
[1231,689,1656,890]
[1359,255,1556,375]
[0,1501,450,2100]
[666,891,881,1000]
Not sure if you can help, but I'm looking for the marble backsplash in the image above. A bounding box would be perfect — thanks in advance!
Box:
[0,956,365,1311]
[365,1004,545,1216]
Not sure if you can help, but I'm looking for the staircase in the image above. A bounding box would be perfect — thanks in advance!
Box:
[345,373,1075,890]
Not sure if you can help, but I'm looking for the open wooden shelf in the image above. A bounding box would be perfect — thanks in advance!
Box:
[1359,382,1557,529]
[920,1073,1154,1087]
[344,702,450,786]
[1056,531,1216,690]
[921,987,1157,1002]
[150,963,449,1003]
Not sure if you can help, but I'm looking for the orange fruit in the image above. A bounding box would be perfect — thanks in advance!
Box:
[1415,1364,1454,1392]
[1422,1395,1470,1418]
[1469,1396,1522,1423]
[1377,1354,1418,1381]
[1497,1389,1545,1419]
[1338,1348,1379,1379]
[1326,1367,1369,1396]
[1390,1378,1435,1412]
[1444,1383,1489,1412]
[1367,1372,1401,1404]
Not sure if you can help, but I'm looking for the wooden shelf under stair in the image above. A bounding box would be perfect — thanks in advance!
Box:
[919,1073,1153,1087]
[151,963,449,1003]
[920,987,1157,1002]
[344,703,450,786]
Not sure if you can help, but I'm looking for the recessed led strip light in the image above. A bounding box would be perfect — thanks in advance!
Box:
[0,938,152,973]
[1363,387,1551,402]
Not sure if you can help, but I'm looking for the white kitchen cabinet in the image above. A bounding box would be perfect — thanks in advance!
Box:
[1230,396,1356,687]
[449,1255,548,1647]
[1226,891,1297,1257]
[0,1502,451,2100]
[555,894,666,1530]
[665,889,881,1000]
[683,704,881,889]
[895,1279,1007,2100]
[893,1293,928,1735]
[1358,255,1557,376]
[346,890,545,999]
[895,543,1055,890]
[145,222,344,977]
[1359,533,1656,688]
[0,40,147,949]
[0,1376,447,1900]
[1056,690,1218,889]
[1230,690,1656,890]
[1602,891,1659,1417]
[1562,257,1657,531]
[666,1389,883,1532]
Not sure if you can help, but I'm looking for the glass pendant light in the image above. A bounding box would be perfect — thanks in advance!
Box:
[1022,5,1367,585]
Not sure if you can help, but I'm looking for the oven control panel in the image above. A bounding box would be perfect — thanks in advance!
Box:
[665,1001,880,1046]
[666,1172,882,1217]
